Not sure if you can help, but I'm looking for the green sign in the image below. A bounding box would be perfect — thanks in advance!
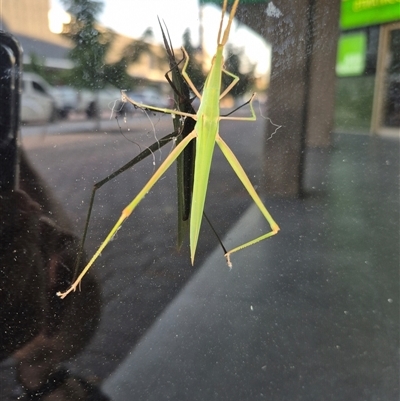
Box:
[341,0,400,29]
[336,32,367,76]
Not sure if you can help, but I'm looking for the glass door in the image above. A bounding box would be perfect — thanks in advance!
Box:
[371,22,400,136]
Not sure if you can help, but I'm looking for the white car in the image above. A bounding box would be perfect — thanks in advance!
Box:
[117,89,169,115]
[21,73,57,123]
[49,86,122,119]
[50,85,79,118]
[57,86,121,119]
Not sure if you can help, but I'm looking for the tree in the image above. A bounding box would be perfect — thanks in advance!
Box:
[25,53,46,78]
[103,59,132,90]
[122,27,164,72]
[61,0,113,90]
[25,54,70,85]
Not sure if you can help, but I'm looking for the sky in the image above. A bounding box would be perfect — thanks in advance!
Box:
[50,0,271,76]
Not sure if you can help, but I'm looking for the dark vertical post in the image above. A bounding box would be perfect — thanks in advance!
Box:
[237,0,340,197]
[0,32,23,191]
[305,0,340,148]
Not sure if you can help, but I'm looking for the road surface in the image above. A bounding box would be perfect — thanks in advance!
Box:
[21,110,271,379]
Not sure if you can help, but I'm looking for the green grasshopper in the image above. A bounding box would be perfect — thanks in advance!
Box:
[71,21,199,276]
[58,0,279,299]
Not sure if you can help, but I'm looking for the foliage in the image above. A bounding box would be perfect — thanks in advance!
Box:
[24,54,71,85]
[122,27,164,75]
[103,59,132,89]
[61,0,129,90]
[24,53,46,77]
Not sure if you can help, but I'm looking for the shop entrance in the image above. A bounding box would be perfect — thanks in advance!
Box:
[372,22,400,136]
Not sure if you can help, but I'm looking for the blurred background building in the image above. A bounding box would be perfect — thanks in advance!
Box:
[335,0,399,136]
[0,0,172,87]
[0,0,72,69]
[0,0,399,136]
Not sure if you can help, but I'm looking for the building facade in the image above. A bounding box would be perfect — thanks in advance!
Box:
[335,0,400,136]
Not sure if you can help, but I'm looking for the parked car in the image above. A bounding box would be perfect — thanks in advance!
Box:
[117,89,169,116]
[76,86,122,118]
[50,85,79,119]
[47,85,121,119]
[22,78,123,121]
[21,73,57,123]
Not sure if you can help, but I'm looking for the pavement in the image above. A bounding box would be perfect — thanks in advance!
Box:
[10,116,399,400]
[99,132,399,400]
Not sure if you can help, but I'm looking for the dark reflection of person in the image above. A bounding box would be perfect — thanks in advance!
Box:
[0,151,109,400]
